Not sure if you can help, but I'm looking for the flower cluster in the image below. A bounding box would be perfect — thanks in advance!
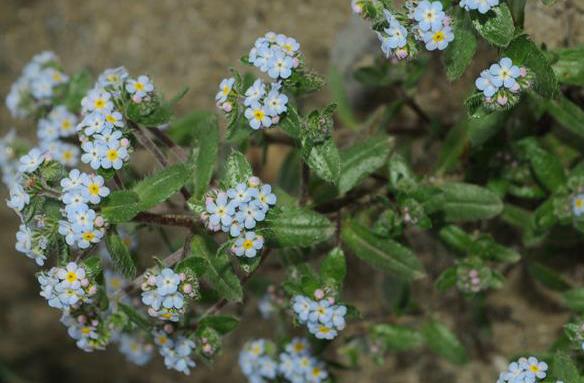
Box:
[37,262,96,311]
[249,32,301,80]
[292,291,347,340]
[202,176,276,258]
[141,267,198,322]
[58,169,110,249]
[456,258,492,294]
[239,338,329,383]
[38,105,80,167]
[153,330,197,375]
[460,0,500,14]
[496,356,548,383]
[0,130,23,188]
[475,57,532,110]
[6,51,68,119]
[356,1,454,62]
[60,310,112,352]
[572,193,584,217]
[77,67,144,171]
[118,333,154,366]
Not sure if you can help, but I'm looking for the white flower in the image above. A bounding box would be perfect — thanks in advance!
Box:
[126,75,154,98]
[82,88,114,114]
[245,102,272,130]
[215,77,235,104]
[6,183,30,211]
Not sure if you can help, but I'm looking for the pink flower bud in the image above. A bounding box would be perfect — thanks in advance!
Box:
[519,67,527,77]
[88,285,97,295]
[163,324,174,333]
[497,95,508,106]
[271,116,280,125]
[179,273,186,281]
[327,297,335,305]
[292,58,300,68]
[147,276,157,286]
[182,284,193,294]
[81,278,89,287]
[132,95,142,104]
[352,3,363,14]
[469,270,478,278]
[248,176,261,188]
[94,216,105,227]
[222,102,233,113]
[148,308,157,316]
[314,289,325,300]
[78,315,87,324]
[471,277,481,285]
[120,138,130,147]
[203,344,213,354]
[395,49,409,60]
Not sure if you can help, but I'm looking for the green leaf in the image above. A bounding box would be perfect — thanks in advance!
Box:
[62,70,92,114]
[436,116,469,175]
[82,255,103,279]
[320,247,347,290]
[279,105,302,139]
[444,14,477,81]
[563,288,584,312]
[126,96,172,125]
[105,232,137,279]
[338,136,393,194]
[133,163,190,211]
[265,207,334,248]
[552,46,584,86]
[552,352,579,383]
[189,114,219,200]
[301,138,342,184]
[119,303,151,331]
[439,225,475,253]
[370,324,424,352]
[424,182,503,222]
[222,151,253,189]
[471,3,515,47]
[527,262,571,292]
[504,35,559,98]
[546,95,584,140]
[176,256,207,276]
[167,111,214,145]
[467,111,508,147]
[422,320,468,365]
[517,138,567,193]
[197,315,239,335]
[341,220,425,281]
[191,236,243,302]
[435,267,458,292]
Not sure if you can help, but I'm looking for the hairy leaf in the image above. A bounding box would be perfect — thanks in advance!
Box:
[265,207,334,248]
[105,232,137,279]
[471,4,515,47]
[422,320,468,365]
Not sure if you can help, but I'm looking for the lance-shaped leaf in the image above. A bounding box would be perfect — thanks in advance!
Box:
[563,288,584,312]
[197,315,239,335]
[119,303,151,332]
[191,236,243,302]
[222,151,253,189]
[341,220,425,281]
[279,105,301,139]
[133,163,191,211]
[546,95,584,140]
[444,13,477,81]
[105,231,137,279]
[552,47,584,86]
[99,191,140,224]
[552,352,579,383]
[301,138,342,185]
[186,113,220,200]
[504,34,559,98]
[424,182,503,222]
[338,136,393,194]
[370,324,424,352]
[265,207,334,248]
[320,247,347,291]
[471,3,515,47]
[516,138,566,193]
[422,320,468,365]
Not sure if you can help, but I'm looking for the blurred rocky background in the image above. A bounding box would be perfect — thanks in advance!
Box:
[0,0,583,382]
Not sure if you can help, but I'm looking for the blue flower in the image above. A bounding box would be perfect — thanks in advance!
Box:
[489,57,521,89]
[162,292,185,309]
[81,141,105,170]
[268,50,294,79]
[250,184,277,210]
[244,79,266,107]
[227,183,253,205]
[216,77,235,104]
[156,268,181,295]
[232,231,264,258]
[423,26,454,51]
[308,322,337,340]
[331,305,347,330]
[475,70,501,98]
[236,201,266,229]
[206,192,236,226]
[292,295,313,323]
[264,88,288,116]
[308,299,334,324]
[244,102,273,130]
[82,174,110,204]
[414,1,445,32]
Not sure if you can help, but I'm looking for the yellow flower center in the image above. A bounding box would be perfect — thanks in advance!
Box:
[432,31,445,42]
[82,231,95,241]
[52,72,62,82]
[88,183,100,196]
[107,74,119,83]
[254,109,265,120]
[576,198,584,208]
[500,69,510,79]
[106,149,119,161]
[66,271,78,283]
[529,365,539,372]
[61,120,72,131]
[94,99,106,109]
[105,114,117,124]
[158,336,168,345]
[161,313,173,319]
[243,239,254,250]
[63,151,73,161]
[81,327,92,335]
[134,82,145,91]
[293,343,305,353]
[222,86,230,96]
